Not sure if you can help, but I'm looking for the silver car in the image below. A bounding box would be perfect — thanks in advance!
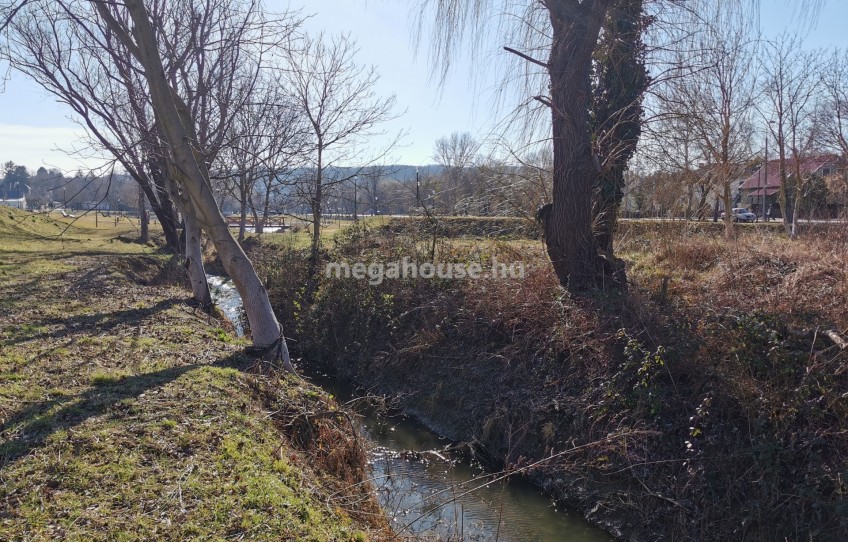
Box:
[722,208,756,222]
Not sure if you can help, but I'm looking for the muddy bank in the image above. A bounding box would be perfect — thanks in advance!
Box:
[319,342,652,541]
[207,270,613,540]
[250,222,848,541]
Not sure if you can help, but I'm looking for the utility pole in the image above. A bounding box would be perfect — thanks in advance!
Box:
[416,167,420,205]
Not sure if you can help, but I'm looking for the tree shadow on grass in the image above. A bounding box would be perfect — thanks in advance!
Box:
[1,298,182,347]
[0,351,248,471]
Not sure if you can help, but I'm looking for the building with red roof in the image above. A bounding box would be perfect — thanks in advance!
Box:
[739,154,842,218]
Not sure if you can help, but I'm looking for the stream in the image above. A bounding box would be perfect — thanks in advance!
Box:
[208,274,613,541]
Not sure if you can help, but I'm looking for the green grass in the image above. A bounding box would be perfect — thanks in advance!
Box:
[0,209,383,541]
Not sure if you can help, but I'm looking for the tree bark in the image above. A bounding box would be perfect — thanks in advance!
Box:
[161,164,212,309]
[111,0,292,370]
[591,0,646,256]
[146,160,181,251]
[545,0,617,291]
[138,184,149,243]
[182,200,213,310]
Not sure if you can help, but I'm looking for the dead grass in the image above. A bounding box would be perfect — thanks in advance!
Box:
[251,219,848,541]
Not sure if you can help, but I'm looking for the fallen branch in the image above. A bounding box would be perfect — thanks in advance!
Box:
[824,329,848,350]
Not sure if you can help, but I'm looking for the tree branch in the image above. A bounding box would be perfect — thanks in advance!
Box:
[0,0,29,33]
[503,46,549,69]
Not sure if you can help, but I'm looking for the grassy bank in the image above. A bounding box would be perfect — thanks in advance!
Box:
[0,209,384,541]
[251,218,848,541]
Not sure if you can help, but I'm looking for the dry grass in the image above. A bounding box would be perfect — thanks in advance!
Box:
[251,219,848,541]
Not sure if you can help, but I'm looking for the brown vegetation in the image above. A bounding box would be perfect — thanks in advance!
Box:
[251,219,848,541]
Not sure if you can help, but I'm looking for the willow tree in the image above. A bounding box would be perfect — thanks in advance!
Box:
[591,0,648,255]
[417,0,821,291]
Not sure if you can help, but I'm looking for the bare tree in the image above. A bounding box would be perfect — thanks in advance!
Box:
[432,132,480,214]
[658,5,758,238]
[761,34,823,237]
[1,2,182,252]
[820,50,848,158]
[284,32,399,270]
[818,49,848,217]
[478,142,552,219]
[640,112,715,220]
[216,79,306,241]
[88,0,293,369]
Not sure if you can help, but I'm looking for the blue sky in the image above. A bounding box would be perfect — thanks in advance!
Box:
[1,0,847,172]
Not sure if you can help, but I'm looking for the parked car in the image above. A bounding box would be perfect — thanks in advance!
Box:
[720,208,756,223]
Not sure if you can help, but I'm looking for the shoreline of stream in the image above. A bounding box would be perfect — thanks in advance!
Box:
[207,273,614,541]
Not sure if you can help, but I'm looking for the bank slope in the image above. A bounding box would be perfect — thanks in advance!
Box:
[0,209,383,541]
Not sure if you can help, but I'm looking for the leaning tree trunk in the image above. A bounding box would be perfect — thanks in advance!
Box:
[106,0,292,370]
[545,0,615,291]
[162,165,212,310]
[182,199,213,309]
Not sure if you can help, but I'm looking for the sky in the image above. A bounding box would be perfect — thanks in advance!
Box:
[1,0,848,172]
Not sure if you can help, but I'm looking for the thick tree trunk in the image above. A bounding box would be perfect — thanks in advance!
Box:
[545,0,615,291]
[594,165,625,254]
[146,162,181,252]
[114,0,292,370]
[591,0,645,255]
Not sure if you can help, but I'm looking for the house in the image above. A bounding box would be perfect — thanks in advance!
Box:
[739,154,842,218]
[0,197,27,210]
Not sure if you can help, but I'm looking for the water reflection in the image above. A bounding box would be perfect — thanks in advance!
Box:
[364,414,612,542]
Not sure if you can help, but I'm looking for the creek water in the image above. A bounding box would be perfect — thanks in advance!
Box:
[206,275,246,336]
[207,275,612,541]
